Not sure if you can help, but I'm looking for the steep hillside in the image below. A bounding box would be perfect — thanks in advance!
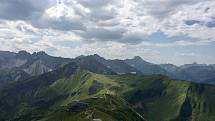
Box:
[180,64,215,83]
[39,94,145,121]
[125,56,169,75]
[0,62,214,121]
[161,63,215,84]
[0,51,71,75]
[73,55,116,75]
[0,50,71,88]
[110,75,215,121]
[75,54,141,74]
[160,64,190,80]
[0,63,144,121]
[0,62,79,120]
[0,68,30,89]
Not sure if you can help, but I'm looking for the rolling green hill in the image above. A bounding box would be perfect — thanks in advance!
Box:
[0,62,214,121]
[39,94,145,121]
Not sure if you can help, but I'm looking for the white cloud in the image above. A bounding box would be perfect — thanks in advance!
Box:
[159,1,215,40]
[0,0,215,64]
[175,52,197,57]
[1,0,215,43]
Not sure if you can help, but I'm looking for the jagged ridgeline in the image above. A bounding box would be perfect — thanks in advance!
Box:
[0,51,215,88]
[0,62,214,121]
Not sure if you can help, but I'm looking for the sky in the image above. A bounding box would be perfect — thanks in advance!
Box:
[0,0,215,65]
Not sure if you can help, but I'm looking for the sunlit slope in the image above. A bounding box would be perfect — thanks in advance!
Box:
[109,75,215,121]
[39,94,145,121]
[0,63,214,121]
[0,64,145,121]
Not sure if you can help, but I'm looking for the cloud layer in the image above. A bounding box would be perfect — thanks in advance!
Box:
[0,0,215,65]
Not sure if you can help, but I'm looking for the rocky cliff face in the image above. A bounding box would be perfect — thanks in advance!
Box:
[0,50,71,87]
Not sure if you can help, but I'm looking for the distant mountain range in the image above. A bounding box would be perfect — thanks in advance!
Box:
[0,50,214,87]
[160,63,215,84]
[0,50,215,121]
[0,51,70,88]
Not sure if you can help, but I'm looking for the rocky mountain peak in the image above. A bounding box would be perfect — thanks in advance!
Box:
[18,50,31,57]
[133,56,143,61]
[33,51,48,57]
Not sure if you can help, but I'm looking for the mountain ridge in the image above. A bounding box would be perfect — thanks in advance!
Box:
[0,50,214,87]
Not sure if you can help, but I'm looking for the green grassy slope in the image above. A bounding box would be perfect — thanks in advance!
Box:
[0,66,214,121]
[0,65,145,121]
[108,75,190,121]
[39,94,145,121]
[108,75,215,121]
[181,84,215,121]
